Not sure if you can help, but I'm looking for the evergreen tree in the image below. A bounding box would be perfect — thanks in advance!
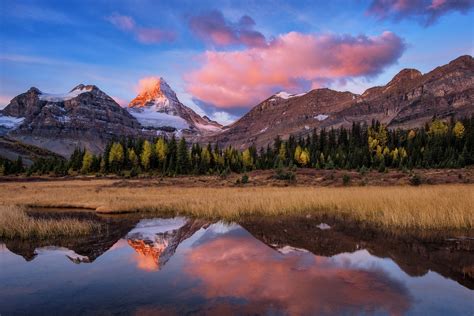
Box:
[176,137,190,174]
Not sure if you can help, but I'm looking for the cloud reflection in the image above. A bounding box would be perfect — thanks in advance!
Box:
[183,235,412,315]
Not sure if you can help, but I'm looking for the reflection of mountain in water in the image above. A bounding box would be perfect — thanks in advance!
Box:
[1,213,211,268]
[240,216,474,290]
[1,211,472,290]
[126,218,210,270]
[2,211,139,262]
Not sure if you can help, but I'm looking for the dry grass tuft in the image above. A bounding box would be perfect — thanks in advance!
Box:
[0,180,473,230]
[0,205,98,239]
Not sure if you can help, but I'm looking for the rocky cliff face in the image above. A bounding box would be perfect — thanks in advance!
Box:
[127,77,222,135]
[205,55,474,149]
[0,84,141,156]
[337,55,474,130]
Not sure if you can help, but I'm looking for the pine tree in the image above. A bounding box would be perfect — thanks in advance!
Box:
[176,137,189,174]
[13,156,24,174]
[278,142,287,164]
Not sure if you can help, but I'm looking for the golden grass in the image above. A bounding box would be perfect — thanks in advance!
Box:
[0,180,473,230]
[0,205,98,239]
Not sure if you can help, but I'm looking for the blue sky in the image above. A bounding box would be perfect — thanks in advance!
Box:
[1,0,473,124]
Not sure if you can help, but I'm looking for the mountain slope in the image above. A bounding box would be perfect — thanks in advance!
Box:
[0,84,141,156]
[205,55,474,149]
[127,77,222,134]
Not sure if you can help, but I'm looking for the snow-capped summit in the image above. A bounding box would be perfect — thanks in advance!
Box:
[127,77,222,134]
[128,77,180,115]
[38,84,97,102]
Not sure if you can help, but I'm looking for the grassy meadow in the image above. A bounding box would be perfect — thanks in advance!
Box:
[0,179,473,230]
[0,205,98,239]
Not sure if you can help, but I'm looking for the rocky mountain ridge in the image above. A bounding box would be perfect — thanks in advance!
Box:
[0,80,222,157]
[0,84,141,156]
[0,55,472,157]
[204,55,474,149]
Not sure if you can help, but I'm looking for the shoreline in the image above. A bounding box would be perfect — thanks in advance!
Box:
[0,167,472,187]
[0,179,472,231]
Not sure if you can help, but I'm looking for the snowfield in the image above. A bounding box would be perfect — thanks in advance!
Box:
[194,122,222,132]
[271,91,307,100]
[314,114,329,121]
[0,115,25,129]
[38,85,94,102]
[126,217,187,241]
[128,107,190,129]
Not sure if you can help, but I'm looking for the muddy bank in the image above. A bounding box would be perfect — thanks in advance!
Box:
[1,168,472,187]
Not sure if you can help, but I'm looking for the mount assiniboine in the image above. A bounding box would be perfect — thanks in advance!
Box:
[0,55,473,158]
[127,77,222,133]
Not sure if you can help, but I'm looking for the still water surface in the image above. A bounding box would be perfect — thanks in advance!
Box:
[0,217,473,315]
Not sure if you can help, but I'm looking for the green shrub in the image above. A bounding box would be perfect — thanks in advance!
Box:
[274,168,296,182]
[342,174,351,186]
[409,173,422,186]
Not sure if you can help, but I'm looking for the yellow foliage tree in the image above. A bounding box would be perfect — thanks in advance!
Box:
[278,143,286,162]
[127,148,138,167]
[368,124,388,152]
[155,138,168,163]
[141,140,153,170]
[201,147,211,165]
[428,119,448,136]
[109,143,124,165]
[294,145,302,164]
[242,148,253,169]
[453,121,465,139]
[81,151,93,174]
[299,149,310,166]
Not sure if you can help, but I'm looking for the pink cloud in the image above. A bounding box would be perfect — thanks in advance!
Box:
[0,94,13,107]
[106,13,175,44]
[367,0,474,25]
[135,76,160,95]
[185,31,405,108]
[135,28,176,44]
[189,10,267,48]
[107,13,135,31]
[111,95,128,107]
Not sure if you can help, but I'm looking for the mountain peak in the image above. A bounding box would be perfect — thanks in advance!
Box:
[70,84,98,93]
[386,69,422,87]
[449,55,473,66]
[129,77,179,109]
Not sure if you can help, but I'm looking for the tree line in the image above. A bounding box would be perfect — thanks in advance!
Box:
[1,116,473,177]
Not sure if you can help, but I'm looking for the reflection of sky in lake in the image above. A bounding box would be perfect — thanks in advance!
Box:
[0,219,473,315]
